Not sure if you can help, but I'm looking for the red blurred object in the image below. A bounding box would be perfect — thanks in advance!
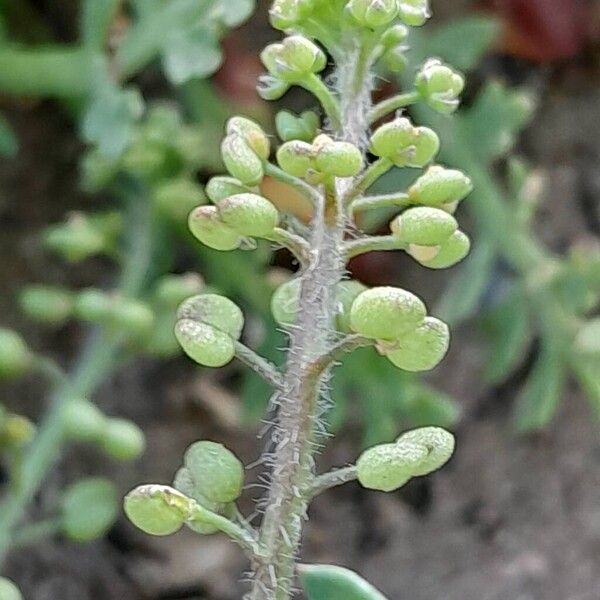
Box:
[488,0,592,62]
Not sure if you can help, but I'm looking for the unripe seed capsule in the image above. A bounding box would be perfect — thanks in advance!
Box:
[124,485,194,536]
[391,207,457,246]
[357,442,428,492]
[314,141,363,177]
[279,35,327,76]
[269,0,314,30]
[385,316,450,371]
[184,440,244,503]
[0,329,32,380]
[173,467,219,534]
[206,177,253,204]
[350,287,426,340]
[381,24,409,48]
[62,478,119,542]
[221,135,265,186]
[271,278,301,326]
[19,286,73,326]
[336,280,368,333]
[411,127,441,167]
[396,426,455,476]
[188,206,242,251]
[398,0,431,27]
[413,230,471,269]
[175,319,236,367]
[416,59,465,114]
[409,166,473,206]
[257,75,290,101]
[0,577,22,600]
[226,116,270,160]
[348,0,399,28]
[276,110,319,143]
[177,294,244,340]
[218,193,280,237]
[63,399,106,443]
[383,46,409,73]
[277,140,314,177]
[101,418,145,461]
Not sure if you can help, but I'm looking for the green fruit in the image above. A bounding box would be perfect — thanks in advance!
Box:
[357,442,428,492]
[175,320,236,367]
[218,193,280,237]
[413,230,471,269]
[271,278,301,326]
[257,75,290,101]
[0,577,23,600]
[19,286,74,325]
[277,140,314,177]
[416,58,464,113]
[269,0,314,29]
[336,280,368,332]
[386,317,450,371]
[177,294,244,340]
[411,127,441,167]
[391,207,457,246]
[314,141,363,177]
[348,0,398,28]
[101,418,145,461]
[276,110,320,142]
[396,427,455,476]
[62,478,119,542]
[173,467,220,535]
[124,485,193,536]
[350,287,426,340]
[221,135,265,186]
[398,0,430,27]
[0,329,32,380]
[409,166,473,206]
[184,440,244,504]
[188,206,243,251]
[63,399,106,443]
[227,117,270,160]
[206,177,253,204]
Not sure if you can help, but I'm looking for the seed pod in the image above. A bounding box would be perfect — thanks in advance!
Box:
[350,287,427,340]
[383,46,409,73]
[74,289,113,323]
[184,440,244,503]
[409,166,473,206]
[314,140,364,177]
[0,328,32,380]
[336,280,368,333]
[101,418,145,461]
[218,193,280,237]
[385,316,450,371]
[62,478,119,542]
[356,442,428,492]
[347,0,399,28]
[154,274,204,308]
[391,207,457,246]
[173,467,220,534]
[416,59,465,114]
[227,116,271,160]
[177,294,244,340]
[271,278,301,326]
[411,127,441,167]
[153,177,207,222]
[175,319,236,367]
[269,0,314,30]
[257,74,291,101]
[221,135,265,186]
[63,399,106,443]
[276,110,320,143]
[412,230,471,269]
[206,177,254,204]
[277,140,315,177]
[262,36,326,82]
[188,205,243,251]
[19,286,74,326]
[381,24,409,48]
[398,0,430,27]
[396,426,455,476]
[124,484,194,536]
[0,577,22,600]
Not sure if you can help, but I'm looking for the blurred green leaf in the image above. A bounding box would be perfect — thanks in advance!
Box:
[299,564,388,600]
[401,383,461,430]
[0,114,17,157]
[573,361,600,419]
[214,0,255,27]
[81,0,120,49]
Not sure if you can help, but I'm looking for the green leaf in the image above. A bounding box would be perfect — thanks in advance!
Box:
[572,361,600,419]
[483,290,532,384]
[214,0,255,27]
[462,82,536,164]
[299,564,388,600]
[0,114,18,157]
[401,383,461,430]
[437,238,496,324]
[162,28,223,84]
[82,0,120,49]
[514,336,566,431]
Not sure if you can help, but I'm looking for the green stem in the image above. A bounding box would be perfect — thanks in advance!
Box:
[265,163,322,209]
[234,342,283,390]
[343,158,394,207]
[368,91,420,124]
[345,235,406,259]
[263,228,311,267]
[310,466,357,499]
[350,192,410,214]
[300,74,342,130]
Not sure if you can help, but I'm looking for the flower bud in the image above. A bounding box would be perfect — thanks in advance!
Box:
[357,442,428,492]
[221,135,265,186]
[271,278,301,326]
[381,24,409,48]
[411,230,471,269]
[347,0,399,28]
[314,140,364,177]
[350,287,426,340]
[409,166,473,206]
[206,177,254,204]
[261,36,326,82]
[153,178,207,222]
[385,316,450,371]
[336,280,368,333]
[61,478,119,542]
[19,286,74,326]
[416,59,465,114]
[0,329,32,380]
[391,207,457,246]
[44,214,106,263]
[188,206,243,251]
[175,320,236,367]
[74,289,113,322]
[257,75,290,101]
[124,484,194,536]
[397,0,430,27]
[63,399,106,443]
[218,193,280,237]
[276,110,320,143]
[396,426,455,476]
[177,294,244,340]
[270,0,314,30]
[101,418,145,461]
[184,440,244,504]
[383,46,409,73]
[154,274,204,308]
[227,117,271,161]
[0,577,22,600]
[370,118,439,167]
[277,140,314,177]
